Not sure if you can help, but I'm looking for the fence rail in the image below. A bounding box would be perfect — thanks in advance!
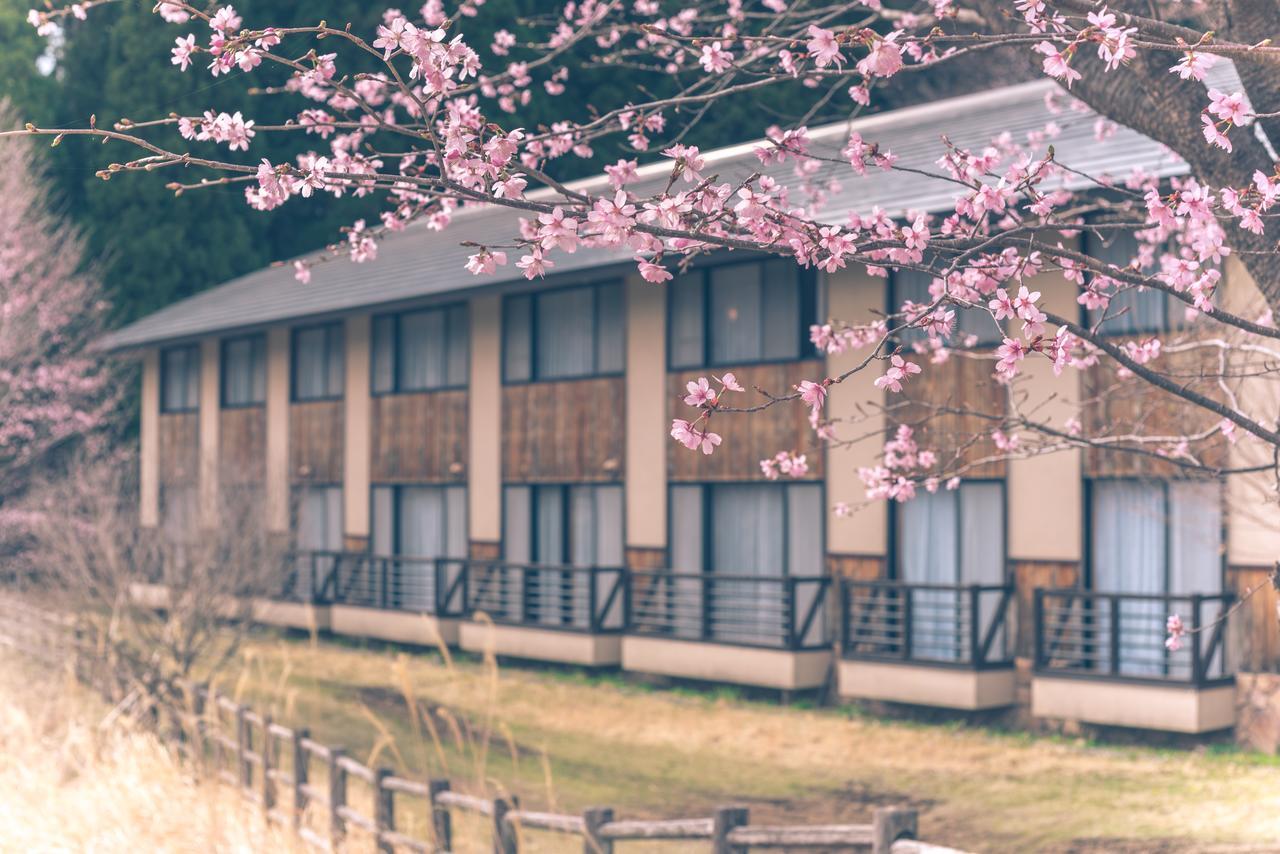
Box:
[1034,589,1234,686]
[841,582,1014,669]
[627,571,830,650]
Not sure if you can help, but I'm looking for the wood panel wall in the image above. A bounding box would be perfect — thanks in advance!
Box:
[626,546,668,571]
[1082,343,1225,477]
[290,400,343,483]
[892,354,1006,479]
[158,412,198,486]
[470,540,501,561]
[371,391,468,484]
[667,361,824,482]
[826,554,885,581]
[1012,559,1079,658]
[219,407,266,484]
[502,377,625,483]
[1229,565,1280,674]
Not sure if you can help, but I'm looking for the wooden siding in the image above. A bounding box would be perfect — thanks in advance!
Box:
[892,354,1006,479]
[667,361,824,482]
[219,407,266,484]
[626,546,668,571]
[502,377,625,483]
[470,540,501,560]
[290,400,344,483]
[1012,559,1078,658]
[158,412,198,486]
[1082,341,1225,477]
[1229,565,1279,673]
[371,391,468,484]
[827,554,885,581]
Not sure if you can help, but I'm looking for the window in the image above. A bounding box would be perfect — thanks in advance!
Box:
[371,305,469,393]
[503,282,624,382]
[502,483,624,567]
[668,259,817,369]
[220,334,266,407]
[160,344,200,413]
[292,323,344,401]
[1089,479,1222,675]
[295,486,343,552]
[1083,227,1179,334]
[669,482,823,645]
[372,485,467,611]
[894,481,1005,660]
[890,268,1001,346]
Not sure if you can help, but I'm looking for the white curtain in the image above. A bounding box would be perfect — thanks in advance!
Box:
[503,296,533,382]
[222,337,261,405]
[371,486,394,554]
[786,484,824,645]
[536,288,595,378]
[1170,481,1224,677]
[162,346,199,411]
[961,482,1005,659]
[669,273,705,368]
[400,309,447,390]
[711,484,785,644]
[595,283,625,374]
[295,487,342,599]
[761,259,801,360]
[445,305,469,386]
[710,264,762,364]
[1093,481,1165,675]
[898,490,959,659]
[399,487,444,610]
[502,486,531,563]
[294,327,328,399]
[594,485,624,567]
[371,317,396,393]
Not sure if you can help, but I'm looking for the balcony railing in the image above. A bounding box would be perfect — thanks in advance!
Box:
[1034,589,1235,687]
[627,571,830,650]
[279,551,467,617]
[839,581,1015,668]
[455,560,626,634]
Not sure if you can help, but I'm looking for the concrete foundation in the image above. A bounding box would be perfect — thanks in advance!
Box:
[1031,675,1236,734]
[838,659,1017,710]
[621,636,831,690]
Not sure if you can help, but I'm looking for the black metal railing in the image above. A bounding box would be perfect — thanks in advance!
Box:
[460,560,626,634]
[279,550,342,604]
[278,551,467,617]
[1034,589,1235,687]
[839,581,1014,668]
[627,571,830,650]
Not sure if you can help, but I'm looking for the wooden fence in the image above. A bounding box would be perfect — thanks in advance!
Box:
[0,593,967,853]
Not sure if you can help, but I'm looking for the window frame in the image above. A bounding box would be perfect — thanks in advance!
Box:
[290,322,345,403]
[370,303,470,396]
[886,478,1009,585]
[1082,476,1227,594]
[219,333,267,408]
[666,258,818,371]
[159,343,201,414]
[1080,220,1181,336]
[370,483,468,558]
[665,480,826,578]
[500,482,627,567]
[502,281,626,385]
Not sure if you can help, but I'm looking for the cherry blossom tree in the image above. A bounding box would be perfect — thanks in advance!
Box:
[12,0,1280,540]
[0,100,115,510]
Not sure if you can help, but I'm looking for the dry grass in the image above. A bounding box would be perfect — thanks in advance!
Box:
[221,626,1280,853]
[0,653,297,853]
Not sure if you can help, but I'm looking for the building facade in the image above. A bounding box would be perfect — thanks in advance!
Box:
[108,79,1280,740]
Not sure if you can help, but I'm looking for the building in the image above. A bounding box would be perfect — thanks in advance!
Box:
[102,77,1280,740]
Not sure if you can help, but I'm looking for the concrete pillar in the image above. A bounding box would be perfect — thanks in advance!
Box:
[625,274,667,550]
[469,295,503,545]
[825,267,888,557]
[139,349,160,528]
[198,337,220,528]
[343,314,371,548]
[265,327,291,535]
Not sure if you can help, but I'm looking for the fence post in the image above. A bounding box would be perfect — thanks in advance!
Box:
[1033,589,1045,668]
[969,585,981,665]
[328,747,347,850]
[235,704,251,790]
[589,570,600,633]
[1190,593,1204,685]
[261,715,275,816]
[902,587,913,660]
[429,778,453,850]
[493,795,518,854]
[292,728,309,832]
[582,806,614,854]
[711,805,748,854]
[872,806,917,854]
[374,767,395,853]
[701,574,713,641]
[1109,595,1121,675]
[784,578,797,649]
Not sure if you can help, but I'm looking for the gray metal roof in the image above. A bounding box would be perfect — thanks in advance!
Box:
[98,76,1207,351]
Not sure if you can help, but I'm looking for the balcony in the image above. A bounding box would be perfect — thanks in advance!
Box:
[455,561,627,666]
[1032,589,1236,733]
[837,581,1016,710]
[621,572,832,691]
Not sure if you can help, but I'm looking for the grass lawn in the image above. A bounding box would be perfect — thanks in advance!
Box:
[206,625,1280,853]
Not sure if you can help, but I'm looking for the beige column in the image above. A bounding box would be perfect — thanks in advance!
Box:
[139,349,160,528]
[469,295,503,544]
[343,314,372,546]
[825,267,888,556]
[625,274,668,549]
[198,337,220,528]
[1007,266,1082,562]
[265,327,291,534]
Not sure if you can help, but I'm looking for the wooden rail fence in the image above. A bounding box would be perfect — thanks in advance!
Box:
[0,593,967,853]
